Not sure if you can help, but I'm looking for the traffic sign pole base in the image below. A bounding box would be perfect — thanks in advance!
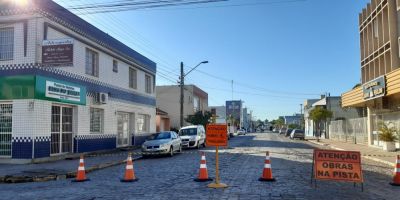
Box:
[390,182,400,186]
[207,182,228,188]
[194,178,213,182]
[258,177,276,182]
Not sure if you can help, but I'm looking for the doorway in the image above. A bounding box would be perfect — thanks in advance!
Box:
[117,112,130,147]
[51,105,73,155]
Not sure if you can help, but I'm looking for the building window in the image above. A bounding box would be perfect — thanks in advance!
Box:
[85,48,99,77]
[136,114,149,133]
[373,19,378,39]
[0,27,14,61]
[113,60,118,73]
[0,104,12,156]
[145,74,152,94]
[90,108,103,133]
[129,68,137,89]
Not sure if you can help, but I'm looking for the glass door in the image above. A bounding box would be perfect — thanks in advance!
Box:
[51,105,73,155]
[117,112,130,147]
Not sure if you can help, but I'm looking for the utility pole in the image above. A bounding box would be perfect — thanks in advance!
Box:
[180,62,184,128]
[179,61,209,128]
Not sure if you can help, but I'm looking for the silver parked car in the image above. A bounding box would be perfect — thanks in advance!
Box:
[290,129,305,140]
[141,131,182,157]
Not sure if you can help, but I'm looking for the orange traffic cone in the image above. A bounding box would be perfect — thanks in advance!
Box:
[390,155,400,186]
[72,155,89,182]
[194,152,212,182]
[259,151,276,182]
[121,153,138,182]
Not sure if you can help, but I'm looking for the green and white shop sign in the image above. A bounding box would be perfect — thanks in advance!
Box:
[36,76,86,105]
[0,75,86,105]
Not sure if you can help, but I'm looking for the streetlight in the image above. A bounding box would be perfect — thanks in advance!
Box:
[179,61,209,127]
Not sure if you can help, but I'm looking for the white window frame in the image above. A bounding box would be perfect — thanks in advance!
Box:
[0,27,14,61]
[145,74,152,94]
[85,48,99,77]
[113,59,118,73]
[136,114,149,133]
[90,107,104,134]
[129,67,137,89]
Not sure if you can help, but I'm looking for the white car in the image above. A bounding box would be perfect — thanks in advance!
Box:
[179,125,206,149]
[237,129,246,135]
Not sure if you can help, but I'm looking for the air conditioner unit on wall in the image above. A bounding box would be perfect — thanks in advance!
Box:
[97,92,108,104]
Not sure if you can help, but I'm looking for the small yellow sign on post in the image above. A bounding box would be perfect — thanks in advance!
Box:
[206,124,228,189]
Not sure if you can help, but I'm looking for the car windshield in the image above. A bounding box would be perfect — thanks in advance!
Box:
[149,132,171,140]
[179,128,197,136]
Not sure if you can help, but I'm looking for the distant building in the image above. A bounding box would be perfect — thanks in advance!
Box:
[282,114,302,126]
[304,96,359,138]
[209,106,226,124]
[156,85,208,129]
[156,108,170,132]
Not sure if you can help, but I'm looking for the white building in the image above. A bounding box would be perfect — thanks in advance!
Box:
[0,0,156,163]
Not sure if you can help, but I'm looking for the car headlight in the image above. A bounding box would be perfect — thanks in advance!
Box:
[160,143,169,148]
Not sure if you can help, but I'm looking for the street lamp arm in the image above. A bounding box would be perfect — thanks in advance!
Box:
[184,61,208,77]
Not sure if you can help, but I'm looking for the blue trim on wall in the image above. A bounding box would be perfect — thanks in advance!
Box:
[74,137,116,153]
[0,67,156,106]
[12,141,32,159]
[34,141,50,158]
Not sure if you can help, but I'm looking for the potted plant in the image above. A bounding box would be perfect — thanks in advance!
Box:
[378,122,398,152]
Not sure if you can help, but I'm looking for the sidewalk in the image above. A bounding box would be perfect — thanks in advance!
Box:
[0,148,141,183]
[306,137,398,166]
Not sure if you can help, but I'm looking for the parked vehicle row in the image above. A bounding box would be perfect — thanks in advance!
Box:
[275,127,305,140]
[141,125,250,157]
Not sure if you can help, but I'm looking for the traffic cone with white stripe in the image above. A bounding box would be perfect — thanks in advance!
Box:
[390,155,400,186]
[72,155,89,182]
[194,152,212,182]
[121,153,138,182]
[259,151,276,182]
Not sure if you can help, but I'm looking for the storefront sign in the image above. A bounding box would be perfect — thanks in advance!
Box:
[45,81,81,103]
[206,124,228,146]
[42,39,73,66]
[35,76,86,105]
[313,149,363,183]
[363,76,385,100]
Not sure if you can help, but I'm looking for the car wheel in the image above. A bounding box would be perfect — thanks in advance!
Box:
[169,146,174,157]
[202,142,206,148]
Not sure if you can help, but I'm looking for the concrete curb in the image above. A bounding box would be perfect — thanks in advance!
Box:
[0,155,142,184]
[307,140,395,166]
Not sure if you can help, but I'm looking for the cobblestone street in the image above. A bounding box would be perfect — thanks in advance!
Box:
[1,132,399,200]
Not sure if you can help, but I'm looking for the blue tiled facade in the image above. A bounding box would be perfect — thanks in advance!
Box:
[33,137,50,158]
[12,137,33,159]
[74,135,116,153]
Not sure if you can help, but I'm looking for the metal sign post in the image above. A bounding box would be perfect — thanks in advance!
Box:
[206,124,228,189]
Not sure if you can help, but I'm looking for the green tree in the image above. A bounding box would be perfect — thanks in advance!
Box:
[185,111,212,127]
[309,107,333,141]
[288,124,301,129]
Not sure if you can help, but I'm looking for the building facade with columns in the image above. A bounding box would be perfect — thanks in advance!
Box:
[342,0,400,148]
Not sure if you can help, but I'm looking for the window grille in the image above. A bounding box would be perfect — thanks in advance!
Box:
[0,28,14,61]
[0,104,12,156]
[90,108,104,133]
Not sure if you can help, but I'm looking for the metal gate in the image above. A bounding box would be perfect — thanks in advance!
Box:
[0,104,12,157]
[51,105,73,155]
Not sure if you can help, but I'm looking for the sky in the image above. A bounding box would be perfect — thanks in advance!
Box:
[54,0,371,121]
